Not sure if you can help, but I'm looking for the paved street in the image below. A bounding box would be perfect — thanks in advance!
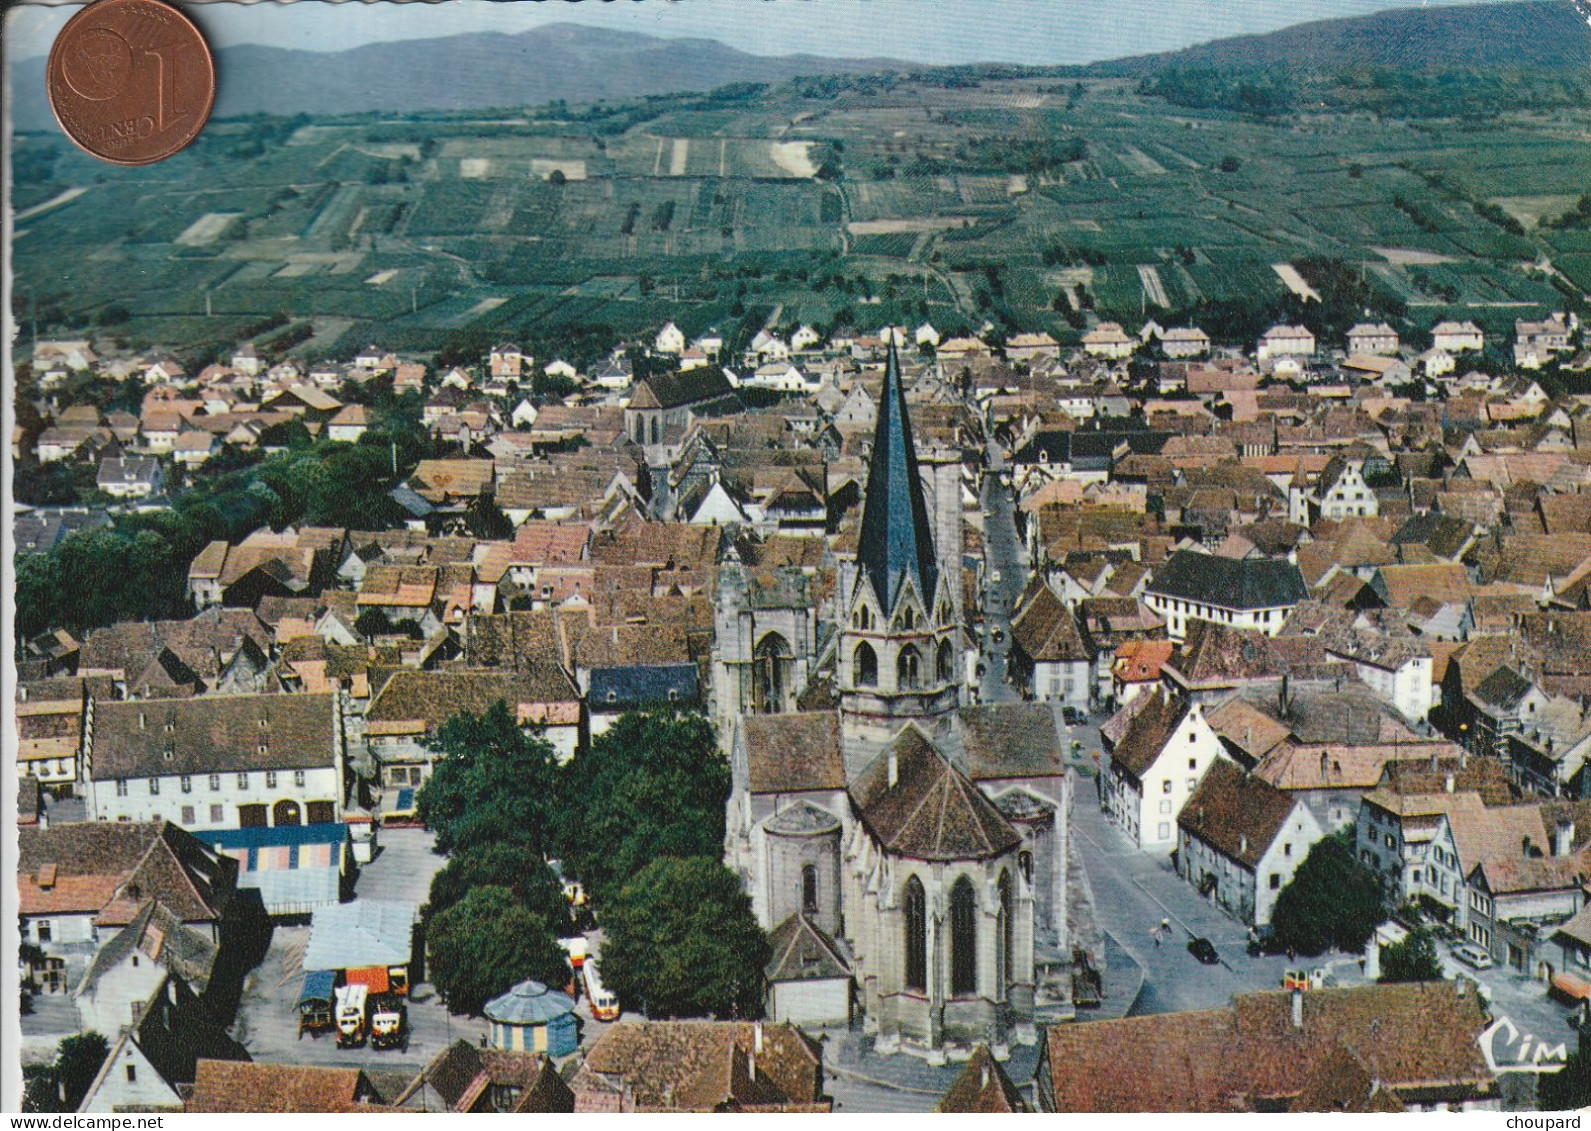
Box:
[976,440,1028,706]
[1435,940,1575,1054]
[18,988,83,1065]
[1072,790,1302,1015]
[354,825,445,904]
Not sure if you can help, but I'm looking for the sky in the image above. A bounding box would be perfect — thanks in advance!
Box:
[5,0,1517,66]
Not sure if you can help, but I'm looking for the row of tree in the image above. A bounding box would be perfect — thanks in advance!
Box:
[417,706,768,1020]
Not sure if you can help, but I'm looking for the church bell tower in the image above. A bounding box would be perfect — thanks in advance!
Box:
[839,343,961,776]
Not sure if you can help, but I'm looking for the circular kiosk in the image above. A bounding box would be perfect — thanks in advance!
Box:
[484,979,579,1058]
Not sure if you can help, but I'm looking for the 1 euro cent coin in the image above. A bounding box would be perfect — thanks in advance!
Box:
[47,0,215,166]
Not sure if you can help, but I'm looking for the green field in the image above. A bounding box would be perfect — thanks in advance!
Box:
[12,68,1590,363]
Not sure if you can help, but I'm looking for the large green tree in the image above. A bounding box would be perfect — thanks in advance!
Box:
[23,1032,109,1112]
[416,700,561,855]
[601,857,769,1020]
[425,841,571,932]
[464,494,514,540]
[1271,832,1387,956]
[1379,926,1444,983]
[426,886,570,1016]
[555,710,728,902]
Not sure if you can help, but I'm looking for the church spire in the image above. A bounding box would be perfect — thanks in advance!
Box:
[858,340,937,611]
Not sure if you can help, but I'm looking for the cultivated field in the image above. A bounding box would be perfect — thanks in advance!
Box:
[11,66,1590,359]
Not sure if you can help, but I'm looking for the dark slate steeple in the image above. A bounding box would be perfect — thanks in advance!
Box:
[858,341,938,612]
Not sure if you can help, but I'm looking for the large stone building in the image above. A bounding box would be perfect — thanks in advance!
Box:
[721,345,1079,1060]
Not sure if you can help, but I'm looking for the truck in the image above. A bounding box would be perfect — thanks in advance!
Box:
[335,982,370,1048]
[297,970,336,1038]
[369,993,408,1051]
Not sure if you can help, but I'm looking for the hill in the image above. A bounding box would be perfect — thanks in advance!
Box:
[11,2,1589,373]
[14,4,1588,129]
[1091,0,1591,74]
[9,22,909,130]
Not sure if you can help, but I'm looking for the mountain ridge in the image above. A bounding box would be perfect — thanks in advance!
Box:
[10,2,1588,130]
[8,22,912,130]
[1085,0,1591,73]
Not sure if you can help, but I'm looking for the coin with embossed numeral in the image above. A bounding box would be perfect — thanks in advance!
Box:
[47,0,215,166]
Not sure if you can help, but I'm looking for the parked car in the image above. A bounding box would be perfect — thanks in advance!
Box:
[1453,943,1494,970]
[1188,937,1220,965]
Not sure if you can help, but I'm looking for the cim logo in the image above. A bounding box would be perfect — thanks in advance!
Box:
[1480,1016,1571,1075]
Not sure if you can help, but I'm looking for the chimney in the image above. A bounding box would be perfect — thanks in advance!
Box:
[1291,987,1304,1030]
[888,749,898,788]
[981,1064,991,1090]
[1444,773,1455,793]
[138,711,146,730]
[1240,834,1249,856]
[1429,749,1439,772]
[1556,820,1575,858]
[753,1020,763,1054]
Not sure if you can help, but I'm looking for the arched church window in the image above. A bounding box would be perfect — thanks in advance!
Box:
[950,876,978,997]
[854,604,875,631]
[936,639,954,684]
[1019,850,1033,884]
[897,645,921,690]
[904,876,927,992]
[753,632,792,715]
[997,870,1013,1001]
[854,642,878,687]
[802,864,818,915]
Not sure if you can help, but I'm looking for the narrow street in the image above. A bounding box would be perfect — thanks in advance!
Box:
[976,438,1028,706]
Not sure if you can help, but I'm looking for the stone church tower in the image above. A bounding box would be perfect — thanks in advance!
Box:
[711,543,817,727]
[838,343,964,776]
[721,343,1077,1061]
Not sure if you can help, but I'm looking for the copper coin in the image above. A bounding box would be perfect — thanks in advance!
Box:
[46,0,215,166]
